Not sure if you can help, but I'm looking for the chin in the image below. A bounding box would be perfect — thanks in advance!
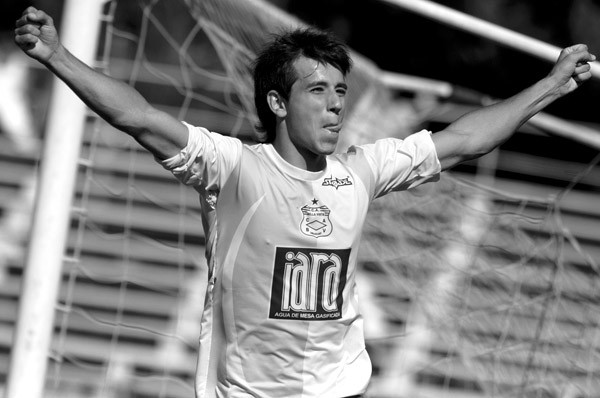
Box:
[321,137,339,153]
[319,146,337,156]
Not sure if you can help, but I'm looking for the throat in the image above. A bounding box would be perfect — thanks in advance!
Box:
[273,143,327,171]
[304,155,327,172]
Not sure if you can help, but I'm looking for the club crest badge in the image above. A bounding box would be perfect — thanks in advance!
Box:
[300,198,332,237]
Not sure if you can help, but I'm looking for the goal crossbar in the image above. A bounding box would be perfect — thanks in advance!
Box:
[381,0,600,80]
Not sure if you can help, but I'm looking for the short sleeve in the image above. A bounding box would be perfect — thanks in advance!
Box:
[160,122,242,192]
[356,129,441,198]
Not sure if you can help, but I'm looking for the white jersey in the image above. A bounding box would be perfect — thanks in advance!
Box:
[161,123,441,397]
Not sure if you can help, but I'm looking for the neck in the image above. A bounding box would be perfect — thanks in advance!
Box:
[272,124,327,172]
[273,139,327,172]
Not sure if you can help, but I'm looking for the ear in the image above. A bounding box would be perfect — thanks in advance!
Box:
[267,90,287,118]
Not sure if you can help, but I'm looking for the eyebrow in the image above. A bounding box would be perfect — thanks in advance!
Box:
[306,80,348,90]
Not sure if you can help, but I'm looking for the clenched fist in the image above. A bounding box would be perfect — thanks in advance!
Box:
[14,7,61,64]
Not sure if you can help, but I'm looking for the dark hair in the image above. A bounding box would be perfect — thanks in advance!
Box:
[252,28,352,143]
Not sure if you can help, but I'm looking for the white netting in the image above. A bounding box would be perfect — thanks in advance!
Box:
[2,0,599,397]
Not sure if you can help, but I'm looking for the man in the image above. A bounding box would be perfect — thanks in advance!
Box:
[14,6,595,398]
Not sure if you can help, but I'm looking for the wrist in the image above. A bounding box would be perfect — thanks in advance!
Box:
[531,75,563,105]
[43,43,66,69]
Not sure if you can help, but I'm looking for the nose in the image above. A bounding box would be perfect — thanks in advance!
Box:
[328,91,343,115]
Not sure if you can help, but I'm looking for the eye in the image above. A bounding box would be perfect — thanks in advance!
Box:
[310,86,325,93]
[336,88,347,96]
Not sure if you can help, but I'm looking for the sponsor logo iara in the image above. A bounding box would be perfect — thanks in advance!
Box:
[269,247,350,321]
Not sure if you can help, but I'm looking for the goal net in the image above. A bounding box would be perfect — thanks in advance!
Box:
[3,0,600,397]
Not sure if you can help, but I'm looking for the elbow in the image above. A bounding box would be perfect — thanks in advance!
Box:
[461,131,502,160]
[438,139,493,171]
[107,107,151,138]
[468,145,494,160]
[440,152,478,171]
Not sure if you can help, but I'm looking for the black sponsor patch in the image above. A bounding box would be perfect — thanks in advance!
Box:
[269,247,350,321]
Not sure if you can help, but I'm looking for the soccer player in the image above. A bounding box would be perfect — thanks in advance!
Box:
[14,6,595,398]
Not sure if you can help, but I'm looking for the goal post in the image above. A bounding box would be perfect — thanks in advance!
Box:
[5,1,107,397]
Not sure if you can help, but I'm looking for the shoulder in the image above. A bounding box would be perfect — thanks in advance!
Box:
[184,122,244,149]
[359,130,436,155]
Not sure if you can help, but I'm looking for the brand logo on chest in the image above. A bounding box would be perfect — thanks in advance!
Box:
[322,175,352,189]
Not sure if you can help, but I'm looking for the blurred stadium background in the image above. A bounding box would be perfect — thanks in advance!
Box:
[1,0,599,397]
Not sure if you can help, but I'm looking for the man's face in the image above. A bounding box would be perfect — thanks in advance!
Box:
[283,56,348,157]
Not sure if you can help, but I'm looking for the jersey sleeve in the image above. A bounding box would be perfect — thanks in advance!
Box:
[159,122,242,192]
[355,129,441,199]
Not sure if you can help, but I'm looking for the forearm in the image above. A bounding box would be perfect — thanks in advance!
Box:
[434,44,595,171]
[451,76,561,154]
[434,76,563,169]
[44,44,152,137]
[15,7,188,159]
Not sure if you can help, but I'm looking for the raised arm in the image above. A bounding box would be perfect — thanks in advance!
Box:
[432,44,596,171]
[14,7,188,160]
